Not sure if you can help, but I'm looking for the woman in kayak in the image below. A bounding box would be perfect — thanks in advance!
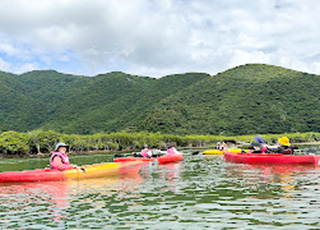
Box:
[50,142,78,171]
[140,144,152,158]
[166,143,181,155]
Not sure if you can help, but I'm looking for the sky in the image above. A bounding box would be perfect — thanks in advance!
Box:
[0,0,319,78]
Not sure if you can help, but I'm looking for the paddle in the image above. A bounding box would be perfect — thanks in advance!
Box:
[114,153,125,158]
[114,152,142,158]
[79,167,86,174]
[114,150,167,158]
[74,165,86,174]
[191,151,201,155]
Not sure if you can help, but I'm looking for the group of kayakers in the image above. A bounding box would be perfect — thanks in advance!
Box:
[216,136,295,155]
[134,143,180,157]
[50,136,296,171]
[250,136,294,154]
[50,142,180,171]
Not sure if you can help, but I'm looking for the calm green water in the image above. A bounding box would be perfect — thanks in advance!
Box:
[1,152,320,229]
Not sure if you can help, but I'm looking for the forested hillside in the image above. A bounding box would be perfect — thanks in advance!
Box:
[140,64,320,135]
[1,64,319,135]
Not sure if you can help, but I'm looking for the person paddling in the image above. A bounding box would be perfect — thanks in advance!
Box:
[219,141,227,151]
[166,143,181,155]
[277,137,294,155]
[251,136,269,153]
[216,142,223,150]
[140,144,152,158]
[50,142,78,171]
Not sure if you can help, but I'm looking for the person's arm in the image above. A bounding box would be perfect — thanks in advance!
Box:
[52,156,74,171]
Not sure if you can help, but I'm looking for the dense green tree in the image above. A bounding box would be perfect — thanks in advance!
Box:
[0,131,29,155]
[26,130,61,154]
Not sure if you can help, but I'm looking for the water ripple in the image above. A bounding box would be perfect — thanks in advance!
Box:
[1,154,320,229]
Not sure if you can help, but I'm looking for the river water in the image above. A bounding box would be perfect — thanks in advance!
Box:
[1,152,320,229]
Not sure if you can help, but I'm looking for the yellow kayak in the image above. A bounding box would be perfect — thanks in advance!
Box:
[203,149,251,155]
[64,161,143,180]
[0,161,143,183]
[203,149,224,155]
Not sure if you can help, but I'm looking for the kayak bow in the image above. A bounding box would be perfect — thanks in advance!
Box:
[158,154,183,164]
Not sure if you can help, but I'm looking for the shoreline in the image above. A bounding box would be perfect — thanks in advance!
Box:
[294,142,320,145]
[0,149,137,159]
[1,142,320,159]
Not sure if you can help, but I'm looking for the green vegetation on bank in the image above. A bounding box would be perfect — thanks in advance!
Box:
[1,130,320,157]
[1,64,320,136]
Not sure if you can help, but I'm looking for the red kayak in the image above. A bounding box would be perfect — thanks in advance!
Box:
[224,151,320,165]
[114,156,156,162]
[158,154,183,164]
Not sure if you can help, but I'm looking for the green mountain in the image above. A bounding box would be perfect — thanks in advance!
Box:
[1,64,319,135]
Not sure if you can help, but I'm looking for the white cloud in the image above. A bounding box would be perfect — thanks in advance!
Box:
[14,62,39,73]
[0,0,319,77]
[0,57,11,71]
[0,56,37,73]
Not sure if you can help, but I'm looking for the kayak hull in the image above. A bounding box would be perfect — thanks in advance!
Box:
[114,156,156,162]
[158,154,183,164]
[203,149,251,155]
[0,161,143,183]
[224,152,320,165]
[203,150,223,155]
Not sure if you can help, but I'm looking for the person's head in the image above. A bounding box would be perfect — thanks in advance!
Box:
[55,142,69,153]
[166,143,173,148]
[143,144,148,149]
[278,137,291,147]
[217,142,221,146]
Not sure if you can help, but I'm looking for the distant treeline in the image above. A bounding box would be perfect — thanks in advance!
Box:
[1,130,320,156]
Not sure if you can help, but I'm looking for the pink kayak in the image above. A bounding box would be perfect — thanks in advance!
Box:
[158,154,183,164]
[114,156,156,162]
[224,151,320,165]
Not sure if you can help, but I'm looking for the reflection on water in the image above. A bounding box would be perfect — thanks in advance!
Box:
[1,154,320,229]
[0,174,143,229]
